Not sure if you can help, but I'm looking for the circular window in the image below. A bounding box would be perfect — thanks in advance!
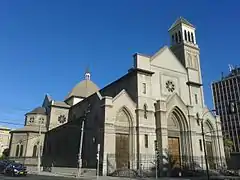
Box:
[165,80,175,92]
[58,115,66,124]
[39,117,44,124]
[29,117,35,123]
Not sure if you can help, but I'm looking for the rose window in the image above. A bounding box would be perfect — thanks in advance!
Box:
[165,80,175,92]
[58,115,66,124]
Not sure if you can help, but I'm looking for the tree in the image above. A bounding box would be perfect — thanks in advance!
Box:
[223,138,233,160]
[0,148,9,160]
[2,148,9,157]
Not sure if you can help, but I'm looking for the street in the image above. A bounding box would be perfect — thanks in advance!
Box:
[0,174,137,180]
[0,174,75,180]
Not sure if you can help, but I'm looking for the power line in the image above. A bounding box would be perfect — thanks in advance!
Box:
[0,107,32,113]
[0,119,223,135]
[0,120,24,126]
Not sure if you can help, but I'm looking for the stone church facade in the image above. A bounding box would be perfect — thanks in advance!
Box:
[9,71,99,166]
[9,17,225,175]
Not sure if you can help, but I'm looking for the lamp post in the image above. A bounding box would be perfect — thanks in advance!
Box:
[38,119,43,175]
[77,104,91,178]
[196,109,217,180]
[215,113,223,168]
[197,109,224,179]
[197,112,210,180]
[154,140,158,179]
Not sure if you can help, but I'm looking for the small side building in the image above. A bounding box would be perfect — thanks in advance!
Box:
[0,126,11,156]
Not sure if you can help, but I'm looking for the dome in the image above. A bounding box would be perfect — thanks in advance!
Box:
[65,79,99,100]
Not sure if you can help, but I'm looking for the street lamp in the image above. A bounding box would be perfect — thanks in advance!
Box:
[77,103,91,178]
[196,109,224,179]
[38,118,44,175]
[196,110,215,180]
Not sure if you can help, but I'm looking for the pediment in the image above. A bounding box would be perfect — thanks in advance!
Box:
[112,89,136,126]
[112,89,136,107]
[150,46,186,74]
[166,93,188,115]
[202,107,216,123]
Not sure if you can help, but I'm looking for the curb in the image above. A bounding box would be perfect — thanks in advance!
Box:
[29,171,76,178]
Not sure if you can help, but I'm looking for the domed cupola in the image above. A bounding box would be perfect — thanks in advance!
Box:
[65,69,99,106]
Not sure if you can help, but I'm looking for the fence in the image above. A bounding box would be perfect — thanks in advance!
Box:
[106,153,226,178]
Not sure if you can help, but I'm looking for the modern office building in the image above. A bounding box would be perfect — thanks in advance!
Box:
[212,66,240,152]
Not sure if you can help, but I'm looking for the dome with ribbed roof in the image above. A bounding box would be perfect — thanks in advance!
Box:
[65,71,99,100]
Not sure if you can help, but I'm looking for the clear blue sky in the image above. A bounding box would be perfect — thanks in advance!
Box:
[0,0,239,128]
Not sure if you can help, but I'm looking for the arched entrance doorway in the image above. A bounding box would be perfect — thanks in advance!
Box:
[115,107,133,169]
[167,107,189,167]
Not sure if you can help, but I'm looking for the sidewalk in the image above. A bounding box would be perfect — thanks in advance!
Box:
[28,171,191,180]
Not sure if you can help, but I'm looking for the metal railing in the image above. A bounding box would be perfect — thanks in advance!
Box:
[106,153,226,178]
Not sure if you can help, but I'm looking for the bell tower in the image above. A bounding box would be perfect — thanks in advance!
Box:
[169,17,204,107]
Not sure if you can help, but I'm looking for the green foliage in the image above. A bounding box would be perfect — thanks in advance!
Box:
[0,148,9,160]
[224,138,233,148]
[163,149,178,169]
[223,138,233,159]
[2,148,9,157]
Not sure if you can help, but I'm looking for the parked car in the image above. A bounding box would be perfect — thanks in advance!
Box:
[0,160,15,174]
[4,163,27,176]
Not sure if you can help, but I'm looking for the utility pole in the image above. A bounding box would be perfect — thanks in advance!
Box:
[38,120,42,175]
[77,104,91,178]
[96,144,100,180]
[77,119,85,178]
[154,140,158,179]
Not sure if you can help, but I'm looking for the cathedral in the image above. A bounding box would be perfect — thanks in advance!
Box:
[9,17,225,176]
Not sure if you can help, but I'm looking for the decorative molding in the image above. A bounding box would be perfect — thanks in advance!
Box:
[186,81,202,87]
[128,67,154,76]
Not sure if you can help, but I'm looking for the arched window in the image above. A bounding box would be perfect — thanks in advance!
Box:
[15,144,20,157]
[175,33,178,43]
[19,144,24,157]
[144,104,148,119]
[191,32,194,44]
[178,31,181,43]
[29,116,35,123]
[187,54,192,67]
[172,35,174,44]
[184,30,187,41]
[188,31,191,42]
[33,145,38,157]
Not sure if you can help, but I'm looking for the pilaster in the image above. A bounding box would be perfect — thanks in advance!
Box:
[101,96,114,176]
[154,100,168,154]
